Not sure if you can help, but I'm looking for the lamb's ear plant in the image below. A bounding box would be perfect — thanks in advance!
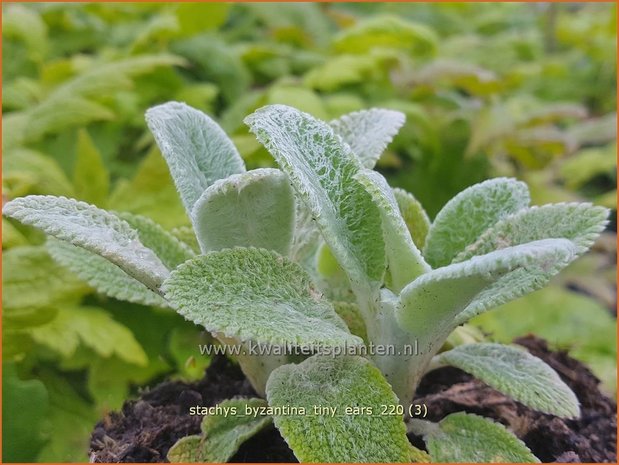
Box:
[3,102,609,463]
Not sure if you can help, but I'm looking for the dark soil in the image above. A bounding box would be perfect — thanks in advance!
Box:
[90,335,616,463]
[410,335,617,463]
[90,355,296,463]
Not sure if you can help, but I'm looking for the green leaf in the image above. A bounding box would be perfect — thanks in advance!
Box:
[3,363,49,463]
[8,54,182,146]
[168,324,212,381]
[30,306,148,365]
[424,178,531,268]
[2,218,29,249]
[73,129,110,207]
[356,170,430,292]
[436,343,580,418]
[266,355,411,462]
[3,148,74,198]
[333,15,438,56]
[117,212,194,269]
[333,301,368,342]
[35,370,98,462]
[245,104,385,295]
[170,226,200,254]
[2,245,89,310]
[108,147,189,229]
[397,239,578,339]
[455,203,610,262]
[472,286,617,396]
[175,3,230,36]
[330,109,405,168]
[424,412,539,463]
[22,97,115,144]
[393,188,431,251]
[303,54,387,92]
[3,196,169,291]
[4,306,58,331]
[47,239,166,307]
[316,243,355,302]
[145,101,246,215]
[167,398,272,463]
[3,5,47,59]
[163,248,361,348]
[192,168,295,255]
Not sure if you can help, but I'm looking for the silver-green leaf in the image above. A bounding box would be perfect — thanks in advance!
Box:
[423,178,530,268]
[436,343,580,418]
[424,412,539,463]
[145,101,246,215]
[117,212,194,269]
[3,195,168,291]
[356,170,430,292]
[162,247,362,348]
[266,355,411,463]
[454,203,610,263]
[397,239,578,339]
[245,104,385,296]
[393,187,431,251]
[167,398,272,463]
[191,168,295,255]
[330,108,405,168]
[47,239,166,307]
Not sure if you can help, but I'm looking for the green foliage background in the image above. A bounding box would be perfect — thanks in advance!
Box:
[2,2,616,462]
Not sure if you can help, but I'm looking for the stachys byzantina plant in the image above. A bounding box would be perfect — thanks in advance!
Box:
[3,102,609,463]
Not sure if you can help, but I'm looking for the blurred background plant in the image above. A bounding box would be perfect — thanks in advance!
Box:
[2,2,616,462]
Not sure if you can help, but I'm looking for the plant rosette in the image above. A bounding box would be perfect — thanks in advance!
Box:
[4,102,610,463]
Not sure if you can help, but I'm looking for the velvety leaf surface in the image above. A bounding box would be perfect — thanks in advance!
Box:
[192,168,295,255]
[425,412,539,463]
[437,343,580,418]
[163,248,362,347]
[397,239,578,337]
[245,104,385,294]
[393,187,431,250]
[116,212,194,269]
[423,178,530,268]
[356,169,430,292]
[266,355,411,463]
[145,101,245,215]
[455,203,610,262]
[330,108,405,168]
[47,239,166,307]
[3,196,169,290]
[167,398,272,463]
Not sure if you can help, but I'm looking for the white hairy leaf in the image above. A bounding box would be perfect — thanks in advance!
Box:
[455,203,610,262]
[245,104,385,295]
[162,248,362,348]
[330,108,406,168]
[424,412,539,463]
[117,212,194,268]
[266,355,411,463]
[423,178,530,268]
[437,343,580,418]
[355,170,430,292]
[47,239,167,307]
[145,101,246,215]
[397,239,578,338]
[393,187,431,250]
[192,168,295,255]
[167,398,272,463]
[3,196,169,290]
